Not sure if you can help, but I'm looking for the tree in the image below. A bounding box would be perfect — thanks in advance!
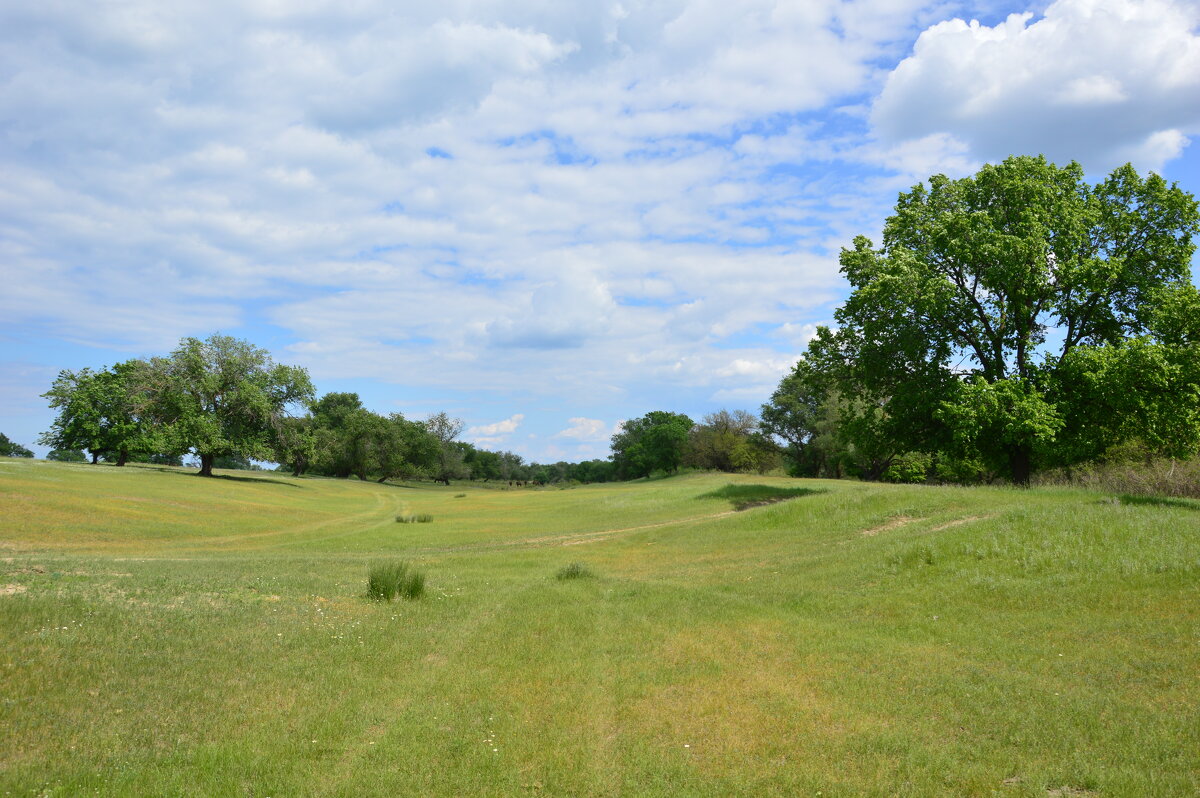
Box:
[0,433,33,457]
[149,335,313,477]
[46,448,87,462]
[610,411,694,478]
[40,361,157,466]
[686,409,780,473]
[821,155,1199,485]
[373,414,439,483]
[425,412,468,484]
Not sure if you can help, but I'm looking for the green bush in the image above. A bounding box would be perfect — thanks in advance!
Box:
[367,561,426,602]
[556,562,595,581]
[395,513,433,523]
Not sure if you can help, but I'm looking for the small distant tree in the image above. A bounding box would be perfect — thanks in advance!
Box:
[425,412,468,484]
[0,433,34,458]
[148,334,313,477]
[46,449,87,462]
[687,409,762,472]
[610,411,695,479]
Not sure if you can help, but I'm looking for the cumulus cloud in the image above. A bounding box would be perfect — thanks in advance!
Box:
[872,0,1200,173]
[5,0,1195,460]
[554,417,612,441]
[467,414,525,443]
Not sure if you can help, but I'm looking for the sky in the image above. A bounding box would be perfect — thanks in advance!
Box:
[2,0,1198,463]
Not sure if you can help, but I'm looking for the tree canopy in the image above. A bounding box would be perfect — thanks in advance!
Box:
[768,155,1200,485]
[610,410,695,479]
[148,334,314,476]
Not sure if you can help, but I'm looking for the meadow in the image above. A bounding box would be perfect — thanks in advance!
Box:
[1,457,1198,796]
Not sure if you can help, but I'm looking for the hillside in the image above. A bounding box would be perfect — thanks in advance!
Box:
[2,458,1198,796]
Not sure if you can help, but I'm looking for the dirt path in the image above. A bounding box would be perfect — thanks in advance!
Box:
[418,509,743,554]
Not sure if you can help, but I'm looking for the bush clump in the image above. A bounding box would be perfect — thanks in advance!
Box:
[556,562,595,581]
[367,561,426,601]
[395,513,433,523]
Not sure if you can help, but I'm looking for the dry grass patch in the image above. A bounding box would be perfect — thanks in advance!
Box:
[862,514,922,536]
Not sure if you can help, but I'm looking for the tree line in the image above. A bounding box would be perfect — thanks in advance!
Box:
[20,156,1199,490]
[30,334,625,485]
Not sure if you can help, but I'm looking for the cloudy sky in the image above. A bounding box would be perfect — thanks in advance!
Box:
[2,0,1198,463]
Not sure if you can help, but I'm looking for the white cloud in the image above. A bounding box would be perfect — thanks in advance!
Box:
[872,0,1200,173]
[554,417,611,441]
[5,0,1196,462]
[467,414,525,438]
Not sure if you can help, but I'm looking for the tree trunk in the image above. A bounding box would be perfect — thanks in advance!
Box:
[90,451,100,465]
[116,449,128,467]
[198,453,215,477]
[1008,445,1032,488]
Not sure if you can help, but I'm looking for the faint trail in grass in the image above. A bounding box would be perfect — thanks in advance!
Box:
[861,515,923,536]
[168,489,402,552]
[317,580,542,793]
[417,510,742,554]
[928,514,994,532]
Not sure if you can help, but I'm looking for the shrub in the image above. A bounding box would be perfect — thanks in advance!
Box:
[556,562,595,581]
[395,513,433,523]
[367,561,426,602]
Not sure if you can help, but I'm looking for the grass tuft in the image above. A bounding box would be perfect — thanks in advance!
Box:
[556,562,595,581]
[396,513,434,523]
[454,493,467,498]
[367,561,426,601]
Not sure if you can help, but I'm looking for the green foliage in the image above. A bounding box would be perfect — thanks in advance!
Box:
[147,334,314,476]
[39,360,159,465]
[45,448,87,462]
[0,433,34,457]
[367,561,426,601]
[882,452,932,484]
[772,155,1200,485]
[611,410,694,479]
[396,513,433,524]
[686,409,781,474]
[425,412,469,484]
[937,377,1064,481]
[555,562,595,581]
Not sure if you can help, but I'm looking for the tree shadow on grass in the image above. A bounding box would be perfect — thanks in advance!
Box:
[698,483,826,511]
[160,469,304,488]
[1116,494,1200,511]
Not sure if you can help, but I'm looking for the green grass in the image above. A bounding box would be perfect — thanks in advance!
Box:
[555,561,596,581]
[367,561,425,601]
[2,456,1199,795]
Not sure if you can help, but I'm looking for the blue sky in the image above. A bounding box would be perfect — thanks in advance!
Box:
[2,0,1198,463]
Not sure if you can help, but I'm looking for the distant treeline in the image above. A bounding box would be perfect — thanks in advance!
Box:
[23,157,1200,490]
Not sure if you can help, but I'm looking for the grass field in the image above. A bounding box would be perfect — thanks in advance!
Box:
[2,457,1198,796]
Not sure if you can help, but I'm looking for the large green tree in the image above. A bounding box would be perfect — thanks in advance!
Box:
[149,335,313,477]
[806,155,1199,485]
[610,411,695,479]
[40,360,157,466]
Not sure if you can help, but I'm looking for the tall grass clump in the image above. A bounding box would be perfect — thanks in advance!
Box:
[395,513,433,524]
[367,561,426,601]
[556,562,595,581]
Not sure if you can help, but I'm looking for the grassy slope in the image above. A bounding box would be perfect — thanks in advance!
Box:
[1,458,1198,796]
